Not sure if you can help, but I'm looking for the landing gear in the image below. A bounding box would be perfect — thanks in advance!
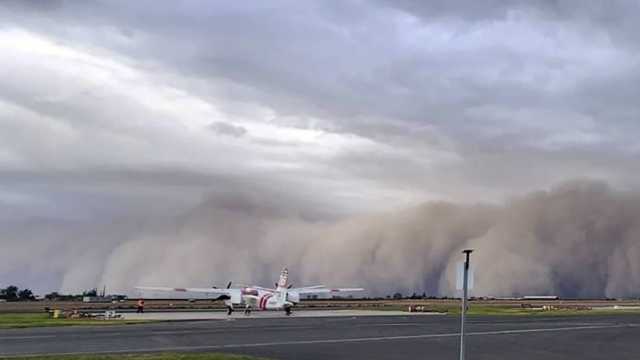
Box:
[226,305,234,316]
[284,306,292,316]
[244,304,252,316]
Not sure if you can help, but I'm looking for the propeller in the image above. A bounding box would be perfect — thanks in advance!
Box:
[212,281,233,289]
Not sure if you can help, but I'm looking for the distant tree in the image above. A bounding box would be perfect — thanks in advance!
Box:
[0,286,19,301]
[82,288,98,297]
[18,289,35,301]
[392,292,403,300]
[421,292,427,299]
[44,292,79,301]
[44,292,60,301]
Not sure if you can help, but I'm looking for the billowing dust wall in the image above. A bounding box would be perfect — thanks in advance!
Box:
[3,180,640,298]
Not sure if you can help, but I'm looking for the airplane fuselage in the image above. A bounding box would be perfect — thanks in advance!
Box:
[225,286,294,315]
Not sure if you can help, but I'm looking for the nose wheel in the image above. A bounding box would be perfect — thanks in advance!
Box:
[226,305,234,316]
[284,306,292,316]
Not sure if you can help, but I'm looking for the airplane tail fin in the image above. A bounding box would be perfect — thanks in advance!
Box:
[277,268,289,289]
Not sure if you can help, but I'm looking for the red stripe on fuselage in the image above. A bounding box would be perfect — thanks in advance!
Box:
[260,294,272,310]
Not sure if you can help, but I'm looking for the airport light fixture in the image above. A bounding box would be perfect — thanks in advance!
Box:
[460,249,473,360]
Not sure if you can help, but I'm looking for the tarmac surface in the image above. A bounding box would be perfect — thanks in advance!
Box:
[121,309,442,321]
[1,310,640,359]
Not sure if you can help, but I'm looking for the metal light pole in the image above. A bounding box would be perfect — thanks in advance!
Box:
[460,249,473,360]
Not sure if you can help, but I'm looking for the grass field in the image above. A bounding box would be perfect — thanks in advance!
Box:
[0,313,149,329]
[464,305,640,316]
[356,303,640,316]
[0,353,266,360]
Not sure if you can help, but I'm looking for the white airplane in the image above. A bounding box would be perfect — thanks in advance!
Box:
[136,268,364,315]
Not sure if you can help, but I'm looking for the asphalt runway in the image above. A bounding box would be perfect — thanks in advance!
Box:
[121,309,442,321]
[1,311,640,359]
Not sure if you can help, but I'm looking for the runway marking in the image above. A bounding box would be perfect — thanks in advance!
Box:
[0,326,321,341]
[0,335,56,340]
[468,320,616,328]
[147,326,318,336]
[2,323,637,357]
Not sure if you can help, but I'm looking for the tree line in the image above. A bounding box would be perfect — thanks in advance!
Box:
[0,286,107,302]
[0,285,35,301]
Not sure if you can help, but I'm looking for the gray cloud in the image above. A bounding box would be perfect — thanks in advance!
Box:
[208,122,247,138]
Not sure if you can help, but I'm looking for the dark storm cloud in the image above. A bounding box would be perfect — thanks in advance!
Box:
[208,122,247,137]
[378,0,640,30]
[1,1,640,295]
[3,1,639,143]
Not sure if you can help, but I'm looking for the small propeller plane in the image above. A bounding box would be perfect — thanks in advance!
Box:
[136,268,364,315]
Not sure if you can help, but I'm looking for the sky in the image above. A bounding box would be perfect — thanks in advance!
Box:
[1,1,640,297]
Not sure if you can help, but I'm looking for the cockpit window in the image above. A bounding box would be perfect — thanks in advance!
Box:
[241,288,259,296]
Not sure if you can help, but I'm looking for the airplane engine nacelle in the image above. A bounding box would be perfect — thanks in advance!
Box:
[287,291,300,304]
[228,289,242,304]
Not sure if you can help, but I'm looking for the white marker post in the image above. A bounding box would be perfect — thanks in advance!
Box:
[459,249,473,360]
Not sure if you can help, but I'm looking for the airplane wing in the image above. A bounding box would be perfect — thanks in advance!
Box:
[292,285,326,291]
[135,286,232,295]
[250,286,276,293]
[290,287,364,295]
